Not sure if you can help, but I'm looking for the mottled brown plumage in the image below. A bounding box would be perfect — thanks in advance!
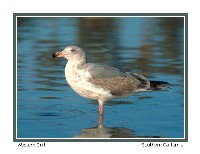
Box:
[89,76,145,97]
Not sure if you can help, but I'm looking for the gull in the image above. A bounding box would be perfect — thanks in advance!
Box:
[52,45,169,115]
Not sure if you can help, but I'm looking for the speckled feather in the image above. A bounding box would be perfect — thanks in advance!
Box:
[89,76,142,97]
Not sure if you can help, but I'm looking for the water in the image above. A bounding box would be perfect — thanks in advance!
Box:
[16,17,184,138]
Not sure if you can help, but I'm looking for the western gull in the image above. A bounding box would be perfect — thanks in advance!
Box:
[52,45,169,115]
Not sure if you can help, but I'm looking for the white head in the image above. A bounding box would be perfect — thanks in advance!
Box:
[52,46,86,63]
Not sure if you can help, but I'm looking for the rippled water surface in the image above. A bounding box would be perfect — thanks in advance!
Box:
[16,16,185,139]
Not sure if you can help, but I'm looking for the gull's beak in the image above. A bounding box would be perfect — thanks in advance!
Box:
[51,51,64,58]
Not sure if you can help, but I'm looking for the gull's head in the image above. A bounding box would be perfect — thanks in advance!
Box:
[52,46,86,63]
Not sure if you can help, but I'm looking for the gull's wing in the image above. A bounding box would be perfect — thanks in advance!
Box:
[87,64,127,79]
[83,63,150,97]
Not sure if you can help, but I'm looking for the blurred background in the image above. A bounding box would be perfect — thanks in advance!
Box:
[17,16,184,138]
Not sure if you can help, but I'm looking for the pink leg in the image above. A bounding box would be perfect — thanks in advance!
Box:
[98,105,104,115]
[98,100,104,115]
[98,114,104,124]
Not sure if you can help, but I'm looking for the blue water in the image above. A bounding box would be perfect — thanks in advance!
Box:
[16,17,184,138]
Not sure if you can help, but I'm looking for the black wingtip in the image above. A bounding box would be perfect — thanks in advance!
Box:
[149,80,170,89]
[51,53,57,58]
[150,80,169,85]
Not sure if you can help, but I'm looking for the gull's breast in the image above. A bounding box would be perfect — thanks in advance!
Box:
[65,64,113,101]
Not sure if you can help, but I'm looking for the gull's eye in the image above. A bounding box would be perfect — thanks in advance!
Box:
[71,48,76,52]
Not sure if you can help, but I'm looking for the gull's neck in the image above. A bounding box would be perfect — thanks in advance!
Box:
[67,59,87,68]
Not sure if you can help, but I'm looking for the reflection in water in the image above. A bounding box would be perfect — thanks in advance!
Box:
[78,17,121,69]
[76,17,184,77]
[74,114,160,138]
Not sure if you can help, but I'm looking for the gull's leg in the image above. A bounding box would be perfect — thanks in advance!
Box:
[98,100,104,115]
[98,114,104,125]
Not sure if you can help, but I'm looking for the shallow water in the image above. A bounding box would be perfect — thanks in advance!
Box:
[16,16,184,138]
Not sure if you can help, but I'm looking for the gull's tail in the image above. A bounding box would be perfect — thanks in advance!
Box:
[149,80,169,90]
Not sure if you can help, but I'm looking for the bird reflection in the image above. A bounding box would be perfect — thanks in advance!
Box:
[74,114,160,138]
